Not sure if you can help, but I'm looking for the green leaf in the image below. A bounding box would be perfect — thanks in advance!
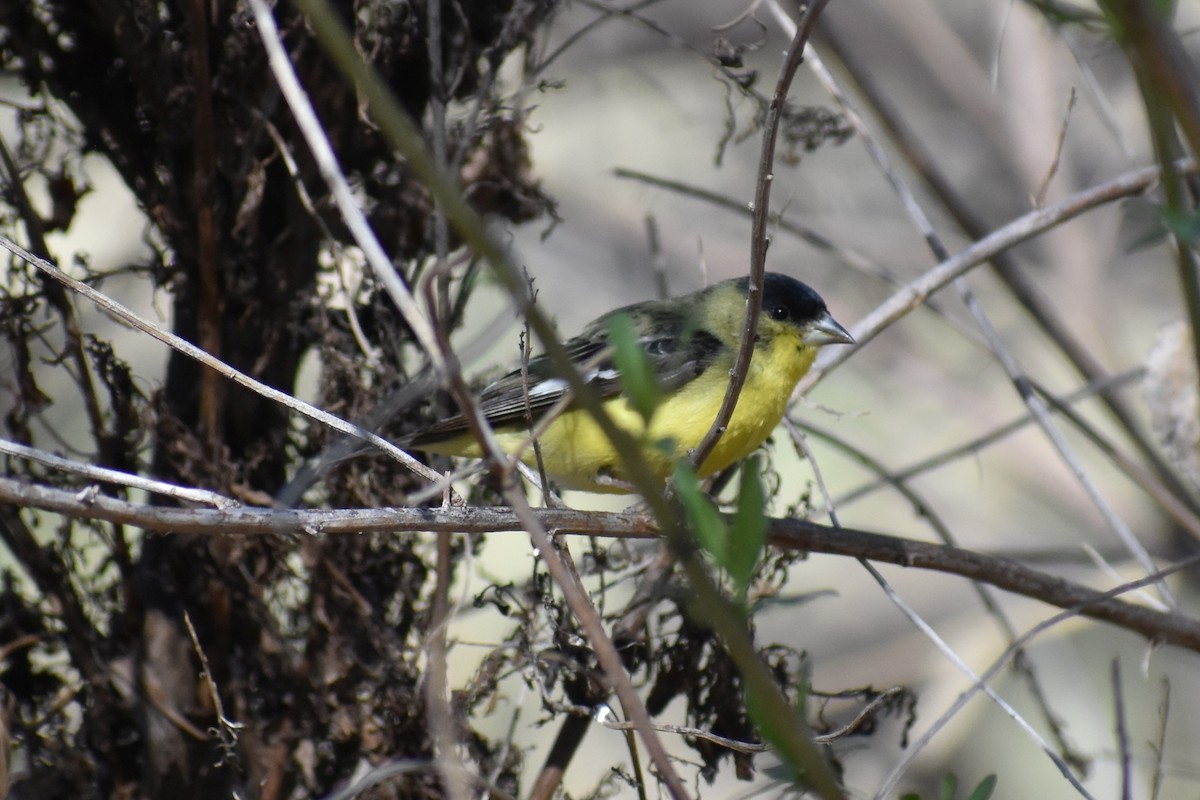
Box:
[1158,206,1200,243]
[1127,200,1200,251]
[674,462,728,562]
[965,775,998,800]
[728,456,767,597]
[940,773,958,800]
[607,312,660,423]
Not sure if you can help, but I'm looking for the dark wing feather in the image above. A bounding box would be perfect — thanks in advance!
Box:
[409,304,726,445]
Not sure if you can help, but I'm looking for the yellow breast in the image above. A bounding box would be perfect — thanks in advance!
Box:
[509,330,816,492]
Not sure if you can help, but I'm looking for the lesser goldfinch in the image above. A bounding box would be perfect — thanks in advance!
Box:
[408,272,853,493]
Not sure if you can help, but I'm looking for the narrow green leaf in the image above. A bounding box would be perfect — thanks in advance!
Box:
[742,677,819,788]
[1158,206,1200,243]
[728,456,767,597]
[965,775,998,800]
[607,313,660,423]
[674,462,728,562]
[939,773,958,800]
[1127,200,1200,251]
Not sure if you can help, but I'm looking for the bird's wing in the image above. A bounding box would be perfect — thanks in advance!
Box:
[408,306,726,444]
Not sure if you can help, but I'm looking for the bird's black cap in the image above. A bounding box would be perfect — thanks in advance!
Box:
[738,272,827,326]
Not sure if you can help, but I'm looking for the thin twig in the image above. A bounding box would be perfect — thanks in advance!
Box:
[0,237,446,490]
[873,554,1200,798]
[563,684,907,753]
[182,610,243,751]
[691,0,833,472]
[1034,87,1078,207]
[182,0,223,442]
[247,0,444,371]
[834,370,1141,506]
[419,0,473,793]
[613,167,879,275]
[804,157,1200,387]
[790,418,1088,798]
[1150,679,1170,800]
[0,439,238,509]
[1111,659,1133,800]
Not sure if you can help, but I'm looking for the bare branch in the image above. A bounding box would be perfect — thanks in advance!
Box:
[7,475,1200,655]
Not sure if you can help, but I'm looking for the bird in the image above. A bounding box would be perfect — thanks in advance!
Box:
[406,272,854,493]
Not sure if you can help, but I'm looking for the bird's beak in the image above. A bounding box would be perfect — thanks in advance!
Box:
[803,311,855,346]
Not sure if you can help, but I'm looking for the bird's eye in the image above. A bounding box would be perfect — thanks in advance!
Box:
[770,305,789,321]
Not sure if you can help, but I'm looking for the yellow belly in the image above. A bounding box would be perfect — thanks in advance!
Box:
[426,336,816,494]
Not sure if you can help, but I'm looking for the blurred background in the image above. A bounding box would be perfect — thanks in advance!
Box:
[4,0,1200,798]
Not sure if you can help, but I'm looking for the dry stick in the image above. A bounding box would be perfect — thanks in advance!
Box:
[498,482,688,799]
[673,3,849,792]
[835,371,1141,506]
[804,157,1200,388]
[1031,379,1200,543]
[9,475,1200,653]
[0,238,446,491]
[788,420,1095,800]
[182,0,223,441]
[1111,659,1133,800]
[1150,680,1170,800]
[0,439,237,509]
[182,610,243,749]
[816,18,1200,522]
[798,410,1093,772]
[564,685,908,752]
[612,167,880,275]
[420,0,472,795]
[1033,87,1078,208]
[534,0,667,78]
[836,364,1200,546]
[872,553,1200,799]
[526,714,592,800]
[801,17,1173,614]
[246,0,442,371]
[691,0,833,471]
[425,526,467,800]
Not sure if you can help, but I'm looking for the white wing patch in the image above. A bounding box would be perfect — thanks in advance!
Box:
[526,367,618,399]
[583,367,620,384]
[527,377,569,398]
